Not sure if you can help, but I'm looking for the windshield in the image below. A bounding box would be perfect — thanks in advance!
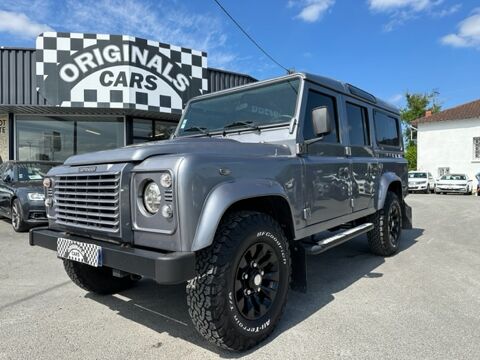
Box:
[441,174,466,181]
[16,162,56,182]
[177,78,300,136]
[409,172,427,178]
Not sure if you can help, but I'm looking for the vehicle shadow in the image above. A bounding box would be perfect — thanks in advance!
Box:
[85,228,423,357]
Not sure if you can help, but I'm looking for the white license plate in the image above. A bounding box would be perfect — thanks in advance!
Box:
[57,238,103,267]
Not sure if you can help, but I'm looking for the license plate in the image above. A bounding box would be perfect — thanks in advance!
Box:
[57,238,103,267]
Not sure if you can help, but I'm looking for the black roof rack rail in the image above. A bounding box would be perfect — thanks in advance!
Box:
[346,84,377,104]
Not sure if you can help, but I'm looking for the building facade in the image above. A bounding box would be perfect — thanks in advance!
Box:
[416,99,480,184]
[0,32,256,162]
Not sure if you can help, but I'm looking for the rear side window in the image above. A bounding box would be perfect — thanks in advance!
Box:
[374,111,400,148]
[346,103,369,146]
[303,90,339,142]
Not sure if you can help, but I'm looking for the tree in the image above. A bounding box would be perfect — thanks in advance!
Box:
[400,90,441,170]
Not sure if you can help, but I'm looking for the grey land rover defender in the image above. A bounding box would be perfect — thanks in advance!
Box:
[30,72,412,351]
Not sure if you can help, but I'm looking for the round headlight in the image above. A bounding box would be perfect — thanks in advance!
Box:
[43,177,52,188]
[143,181,161,214]
[160,173,172,188]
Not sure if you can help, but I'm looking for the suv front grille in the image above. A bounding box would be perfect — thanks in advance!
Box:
[53,172,121,233]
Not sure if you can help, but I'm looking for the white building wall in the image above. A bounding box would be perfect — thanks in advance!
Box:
[417,117,480,185]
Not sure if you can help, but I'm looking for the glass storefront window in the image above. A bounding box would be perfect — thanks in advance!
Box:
[15,116,124,162]
[133,118,177,144]
[0,114,8,162]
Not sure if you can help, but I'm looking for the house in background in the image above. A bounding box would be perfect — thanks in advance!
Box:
[415,99,480,187]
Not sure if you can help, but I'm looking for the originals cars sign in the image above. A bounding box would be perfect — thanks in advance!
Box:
[36,32,209,114]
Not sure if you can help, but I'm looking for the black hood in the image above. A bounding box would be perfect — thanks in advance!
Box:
[64,137,291,166]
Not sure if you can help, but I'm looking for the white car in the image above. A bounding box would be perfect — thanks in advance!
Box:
[408,171,435,193]
[435,174,473,195]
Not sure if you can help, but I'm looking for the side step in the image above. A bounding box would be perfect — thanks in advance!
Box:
[303,223,374,255]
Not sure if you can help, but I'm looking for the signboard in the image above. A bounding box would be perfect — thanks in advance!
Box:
[0,115,8,161]
[36,32,208,114]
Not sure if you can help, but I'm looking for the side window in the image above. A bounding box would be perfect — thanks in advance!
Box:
[374,111,400,148]
[303,90,339,142]
[346,102,369,146]
[3,165,13,181]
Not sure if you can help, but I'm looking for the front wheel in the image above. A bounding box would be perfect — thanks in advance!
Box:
[367,192,402,256]
[187,212,291,351]
[11,199,29,232]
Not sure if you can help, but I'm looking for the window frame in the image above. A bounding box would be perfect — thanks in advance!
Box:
[345,101,370,147]
[373,109,401,150]
[300,87,341,143]
[473,137,480,161]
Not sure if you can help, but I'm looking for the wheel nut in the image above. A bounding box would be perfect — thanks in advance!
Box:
[242,273,248,280]
[260,270,264,276]
[257,287,261,292]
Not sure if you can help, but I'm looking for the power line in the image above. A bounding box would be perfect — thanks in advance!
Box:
[212,0,290,74]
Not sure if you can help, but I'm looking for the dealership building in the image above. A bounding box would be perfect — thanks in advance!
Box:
[0,32,255,162]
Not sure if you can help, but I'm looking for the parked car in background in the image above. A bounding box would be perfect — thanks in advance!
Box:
[0,161,60,232]
[476,173,480,196]
[408,171,435,193]
[435,173,472,195]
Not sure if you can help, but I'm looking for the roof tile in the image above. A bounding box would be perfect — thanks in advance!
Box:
[415,99,480,124]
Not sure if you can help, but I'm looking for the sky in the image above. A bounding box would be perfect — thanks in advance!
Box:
[0,0,479,109]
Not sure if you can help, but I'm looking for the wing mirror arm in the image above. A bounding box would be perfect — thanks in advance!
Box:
[298,107,333,152]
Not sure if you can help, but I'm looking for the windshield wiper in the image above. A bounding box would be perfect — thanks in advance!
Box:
[182,126,211,137]
[222,121,261,134]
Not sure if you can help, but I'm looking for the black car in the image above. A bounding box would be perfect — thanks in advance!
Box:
[0,161,60,232]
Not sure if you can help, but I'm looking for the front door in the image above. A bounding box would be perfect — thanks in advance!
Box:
[303,89,352,225]
[0,164,13,216]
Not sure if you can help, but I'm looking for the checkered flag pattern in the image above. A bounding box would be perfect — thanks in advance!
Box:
[36,32,208,113]
[57,238,102,267]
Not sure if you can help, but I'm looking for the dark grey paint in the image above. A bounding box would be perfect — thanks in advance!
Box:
[42,72,408,253]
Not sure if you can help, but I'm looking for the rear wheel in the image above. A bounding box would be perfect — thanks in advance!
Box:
[186,211,291,351]
[367,192,402,256]
[63,260,137,295]
[11,199,29,233]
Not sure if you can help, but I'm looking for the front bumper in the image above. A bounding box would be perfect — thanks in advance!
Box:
[22,201,47,224]
[29,228,196,284]
[436,186,468,193]
[408,183,428,191]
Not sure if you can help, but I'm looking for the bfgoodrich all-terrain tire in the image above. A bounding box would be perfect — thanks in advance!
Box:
[186,211,291,351]
[63,260,137,295]
[367,191,402,256]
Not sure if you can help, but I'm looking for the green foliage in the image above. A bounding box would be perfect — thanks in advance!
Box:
[405,141,417,171]
[400,90,441,124]
[400,90,441,170]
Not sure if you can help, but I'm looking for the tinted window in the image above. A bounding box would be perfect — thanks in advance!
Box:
[374,111,400,147]
[346,103,369,146]
[304,90,338,142]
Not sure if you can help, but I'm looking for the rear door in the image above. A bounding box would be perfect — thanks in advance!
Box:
[344,100,376,211]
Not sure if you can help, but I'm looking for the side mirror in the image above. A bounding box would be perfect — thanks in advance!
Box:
[312,106,332,137]
[3,174,11,183]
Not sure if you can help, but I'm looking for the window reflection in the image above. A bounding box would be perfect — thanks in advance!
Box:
[16,116,124,162]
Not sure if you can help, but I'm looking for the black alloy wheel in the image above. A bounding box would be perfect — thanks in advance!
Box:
[388,204,401,247]
[234,242,279,321]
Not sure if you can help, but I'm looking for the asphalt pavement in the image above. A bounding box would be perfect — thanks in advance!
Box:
[0,194,479,359]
